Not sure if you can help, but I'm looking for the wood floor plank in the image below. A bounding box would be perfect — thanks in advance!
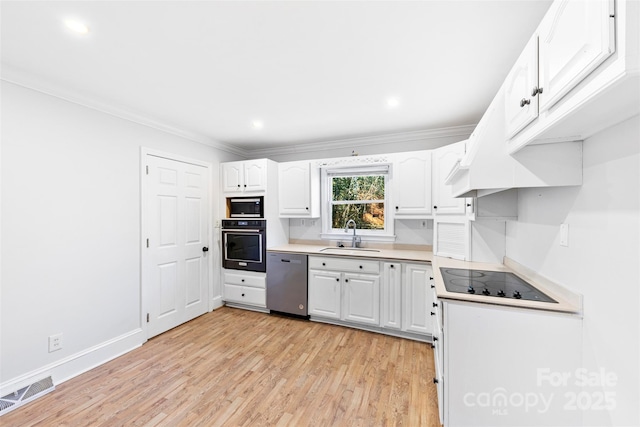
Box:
[2,307,440,426]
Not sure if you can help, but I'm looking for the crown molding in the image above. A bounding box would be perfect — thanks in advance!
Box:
[246,125,476,158]
[1,65,249,158]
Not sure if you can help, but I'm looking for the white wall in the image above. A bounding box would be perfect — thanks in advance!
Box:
[506,115,640,426]
[0,82,242,392]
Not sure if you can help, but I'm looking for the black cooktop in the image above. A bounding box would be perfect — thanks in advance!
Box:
[439,268,558,303]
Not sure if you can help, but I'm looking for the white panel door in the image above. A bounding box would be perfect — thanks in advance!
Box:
[505,36,539,139]
[393,151,432,217]
[342,273,380,326]
[308,270,341,319]
[146,155,210,338]
[538,0,615,111]
[402,264,431,335]
[278,162,310,216]
[432,141,467,215]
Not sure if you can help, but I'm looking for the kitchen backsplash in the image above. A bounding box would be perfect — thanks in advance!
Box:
[288,218,433,246]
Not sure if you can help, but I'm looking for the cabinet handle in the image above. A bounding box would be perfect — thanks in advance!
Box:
[433,336,438,341]
[433,378,439,384]
[431,312,436,316]
[433,303,438,308]
[431,284,435,289]
[429,277,433,280]
[531,86,543,96]
[466,203,471,207]
[520,98,531,108]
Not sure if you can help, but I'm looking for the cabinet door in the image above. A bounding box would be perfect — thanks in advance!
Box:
[433,216,470,261]
[432,141,467,215]
[279,162,311,216]
[342,273,380,326]
[393,151,432,217]
[505,36,539,139]
[381,262,402,330]
[538,0,615,111]
[222,162,243,193]
[308,270,341,319]
[402,264,432,335]
[243,160,267,192]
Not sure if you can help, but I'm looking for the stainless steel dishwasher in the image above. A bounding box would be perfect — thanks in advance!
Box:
[266,252,308,317]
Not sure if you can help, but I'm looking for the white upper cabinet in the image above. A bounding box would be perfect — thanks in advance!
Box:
[505,36,540,139]
[222,159,267,193]
[278,161,320,217]
[432,141,467,215]
[392,151,432,218]
[538,0,615,111]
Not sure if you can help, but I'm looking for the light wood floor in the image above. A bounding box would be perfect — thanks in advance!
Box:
[3,307,440,426]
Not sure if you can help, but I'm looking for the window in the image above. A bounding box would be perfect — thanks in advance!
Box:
[321,165,393,239]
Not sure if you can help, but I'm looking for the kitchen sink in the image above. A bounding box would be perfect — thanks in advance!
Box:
[319,247,380,255]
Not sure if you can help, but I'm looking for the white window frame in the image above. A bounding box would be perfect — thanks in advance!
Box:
[320,165,395,242]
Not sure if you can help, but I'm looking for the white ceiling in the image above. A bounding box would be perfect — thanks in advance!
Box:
[1,0,552,153]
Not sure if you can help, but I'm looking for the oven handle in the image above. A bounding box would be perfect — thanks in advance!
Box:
[222,229,263,233]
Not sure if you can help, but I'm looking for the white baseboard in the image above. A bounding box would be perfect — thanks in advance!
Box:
[0,328,144,397]
[210,295,224,310]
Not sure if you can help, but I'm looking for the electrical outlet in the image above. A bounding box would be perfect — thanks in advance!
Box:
[560,223,569,247]
[49,333,63,352]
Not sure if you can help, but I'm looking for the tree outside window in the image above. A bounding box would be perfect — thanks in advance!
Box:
[330,175,385,230]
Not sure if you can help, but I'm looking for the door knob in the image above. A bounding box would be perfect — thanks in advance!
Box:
[202,246,209,252]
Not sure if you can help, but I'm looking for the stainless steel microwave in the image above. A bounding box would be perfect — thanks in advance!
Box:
[228,196,264,218]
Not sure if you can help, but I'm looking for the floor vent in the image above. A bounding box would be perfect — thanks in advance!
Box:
[0,376,55,417]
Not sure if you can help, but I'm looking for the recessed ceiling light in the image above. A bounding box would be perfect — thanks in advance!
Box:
[386,98,400,108]
[252,120,264,129]
[64,19,90,35]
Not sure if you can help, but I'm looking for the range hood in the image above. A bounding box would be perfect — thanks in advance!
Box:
[446,92,583,199]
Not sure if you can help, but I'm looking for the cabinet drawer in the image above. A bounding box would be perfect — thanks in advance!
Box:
[223,271,266,288]
[224,284,266,307]
[309,256,380,274]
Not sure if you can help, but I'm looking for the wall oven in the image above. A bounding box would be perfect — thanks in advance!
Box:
[221,219,266,272]
[227,196,264,218]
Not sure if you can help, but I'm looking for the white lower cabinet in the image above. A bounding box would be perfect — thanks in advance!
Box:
[309,256,433,340]
[402,263,434,335]
[440,299,582,427]
[308,256,380,327]
[308,270,342,319]
[222,269,267,308]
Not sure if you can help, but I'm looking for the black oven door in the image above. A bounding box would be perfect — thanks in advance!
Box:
[223,230,266,272]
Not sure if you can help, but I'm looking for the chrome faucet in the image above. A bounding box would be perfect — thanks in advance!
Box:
[344,219,361,248]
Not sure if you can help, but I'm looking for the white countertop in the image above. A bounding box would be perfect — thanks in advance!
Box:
[267,243,582,315]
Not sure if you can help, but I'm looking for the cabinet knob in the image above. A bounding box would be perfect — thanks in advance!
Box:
[237,184,240,188]
[390,264,394,268]
[433,336,438,341]
[531,86,543,96]
[336,278,339,282]
[429,277,433,280]
[241,279,245,282]
[244,184,247,187]
[359,265,363,269]
[433,303,438,307]
[466,203,471,207]
[345,279,349,283]
[433,378,439,384]
[431,312,436,316]
[431,284,435,289]
[520,98,531,108]
[431,343,435,349]
[241,293,245,297]
[322,262,326,266]
[305,207,309,210]
[395,206,399,210]
[433,206,437,209]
